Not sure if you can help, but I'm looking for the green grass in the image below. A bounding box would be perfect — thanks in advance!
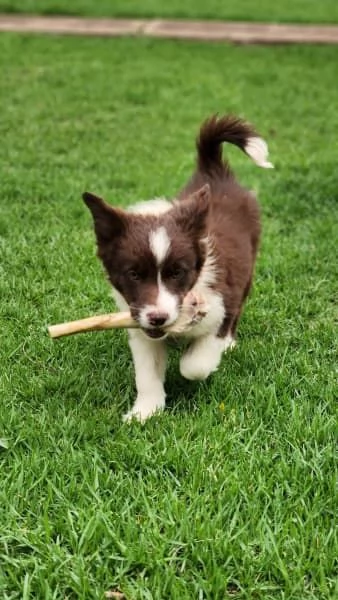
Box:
[1,0,338,24]
[0,33,337,599]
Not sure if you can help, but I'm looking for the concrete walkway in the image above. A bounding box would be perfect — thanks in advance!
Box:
[0,14,338,44]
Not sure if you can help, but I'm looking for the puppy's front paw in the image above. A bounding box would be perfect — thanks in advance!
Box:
[123,396,165,423]
[180,335,225,380]
[180,351,217,381]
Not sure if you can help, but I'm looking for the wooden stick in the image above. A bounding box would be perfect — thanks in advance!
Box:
[48,312,138,338]
[48,292,208,339]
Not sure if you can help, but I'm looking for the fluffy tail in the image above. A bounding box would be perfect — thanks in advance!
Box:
[197,114,274,173]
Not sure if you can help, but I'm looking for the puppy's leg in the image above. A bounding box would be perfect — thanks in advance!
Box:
[180,317,236,381]
[123,330,167,422]
[217,314,238,349]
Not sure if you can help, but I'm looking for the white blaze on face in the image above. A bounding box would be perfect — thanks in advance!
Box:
[149,226,171,265]
[153,272,179,325]
[244,136,274,169]
[139,226,179,329]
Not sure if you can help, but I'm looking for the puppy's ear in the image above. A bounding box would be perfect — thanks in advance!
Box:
[175,184,210,237]
[82,192,127,243]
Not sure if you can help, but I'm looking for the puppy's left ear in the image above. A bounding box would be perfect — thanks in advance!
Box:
[82,191,127,244]
[175,184,210,236]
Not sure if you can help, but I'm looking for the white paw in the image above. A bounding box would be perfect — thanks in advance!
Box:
[123,397,165,423]
[180,352,219,381]
[179,334,232,380]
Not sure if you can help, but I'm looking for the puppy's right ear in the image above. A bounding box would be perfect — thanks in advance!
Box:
[174,183,210,238]
[82,192,127,243]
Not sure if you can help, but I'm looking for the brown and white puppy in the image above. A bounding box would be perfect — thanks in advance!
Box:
[83,115,273,421]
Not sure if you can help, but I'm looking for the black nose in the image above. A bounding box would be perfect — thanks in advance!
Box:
[147,312,169,327]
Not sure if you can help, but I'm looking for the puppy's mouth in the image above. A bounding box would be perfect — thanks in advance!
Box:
[142,328,168,340]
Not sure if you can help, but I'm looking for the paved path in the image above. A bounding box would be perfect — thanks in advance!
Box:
[0,14,338,44]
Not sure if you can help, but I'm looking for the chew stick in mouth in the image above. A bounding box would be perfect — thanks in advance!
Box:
[48,312,137,338]
[48,292,207,339]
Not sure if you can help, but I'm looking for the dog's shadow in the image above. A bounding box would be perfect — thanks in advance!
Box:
[164,344,208,414]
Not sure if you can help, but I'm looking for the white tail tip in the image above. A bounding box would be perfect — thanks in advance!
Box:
[244,136,274,169]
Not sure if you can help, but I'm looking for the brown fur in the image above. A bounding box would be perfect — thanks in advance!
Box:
[179,115,261,338]
[83,114,261,340]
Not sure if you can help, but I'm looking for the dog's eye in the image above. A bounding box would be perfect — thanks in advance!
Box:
[127,269,142,281]
[167,266,185,280]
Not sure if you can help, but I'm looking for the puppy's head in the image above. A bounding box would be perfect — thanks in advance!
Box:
[83,185,210,339]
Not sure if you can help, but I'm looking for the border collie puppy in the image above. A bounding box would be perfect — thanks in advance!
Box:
[83,114,273,421]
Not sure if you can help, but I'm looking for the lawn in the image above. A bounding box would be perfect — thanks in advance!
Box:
[1,0,338,24]
[0,33,337,599]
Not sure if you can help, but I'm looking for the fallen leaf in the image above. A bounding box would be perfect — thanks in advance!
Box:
[104,590,125,599]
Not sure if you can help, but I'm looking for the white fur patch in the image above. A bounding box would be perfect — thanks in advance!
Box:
[244,137,274,169]
[128,198,172,216]
[156,275,178,323]
[224,333,236,352]
[149,227,171,266]
[176,238,225,339]
[179,332,235,381]
[157,274,178,326]
[196,237,217,285]
[180,334,225,380]
[139,273,179,329]
[123,329,167,422]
